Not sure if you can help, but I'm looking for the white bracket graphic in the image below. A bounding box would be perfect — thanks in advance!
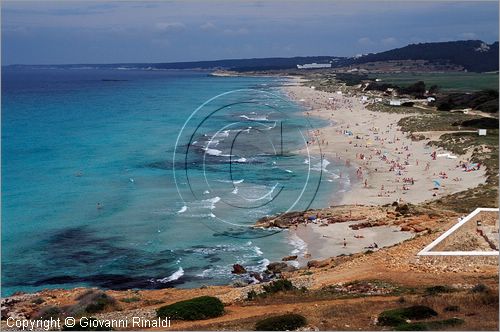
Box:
[417,208,499,256]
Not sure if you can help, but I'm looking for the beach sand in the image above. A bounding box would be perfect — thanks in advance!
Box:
[294,221,413,263]
[282,78,487,261]
[284,81,486,206]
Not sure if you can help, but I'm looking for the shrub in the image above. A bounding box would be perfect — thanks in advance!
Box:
[444,305,460,312]
[143,299,164,306]
[427,318,464,329]
[378,306,437,326]
[396,318,464,331]
[255,313,307,331]
[32,297,45,305]
[62,317,113,331]
[394,322,428,331]
[156,296,224,320]
[73,291,118,314]
[262,279,296,294]
[247,290,258,301]
[471,283,489,293]
[378,310,406,326]
[425,285,455,295]
[35,306,63,320]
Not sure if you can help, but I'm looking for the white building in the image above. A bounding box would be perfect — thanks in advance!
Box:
[427,97,436,103]
[296,63,332,69]
[478,129,487,136]
[389,99,401,106]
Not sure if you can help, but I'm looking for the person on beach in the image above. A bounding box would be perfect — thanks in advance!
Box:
[343,238,347,248]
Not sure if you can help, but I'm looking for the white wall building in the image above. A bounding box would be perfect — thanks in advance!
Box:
[297,63,332,69]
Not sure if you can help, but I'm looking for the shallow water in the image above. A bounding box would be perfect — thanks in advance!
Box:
[1,68,351,296]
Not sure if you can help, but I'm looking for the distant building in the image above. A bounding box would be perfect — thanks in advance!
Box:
[478,129,487,136]
[427,97,436,103]
[361,96,369,102]
[389,99,401,106]
[296,63,332,69]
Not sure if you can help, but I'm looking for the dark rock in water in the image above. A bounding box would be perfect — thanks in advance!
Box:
[231,264,247,274]
[282,255,298,261]
[265,262,296,274]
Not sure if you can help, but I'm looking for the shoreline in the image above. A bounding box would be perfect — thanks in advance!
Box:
[1,73,492,298]
[282,78,487,206]
[279,75,488,263]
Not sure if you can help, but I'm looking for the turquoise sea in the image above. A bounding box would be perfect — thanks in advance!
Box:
[1,68,352,296]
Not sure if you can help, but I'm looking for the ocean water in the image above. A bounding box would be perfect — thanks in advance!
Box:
[1,68,351,296]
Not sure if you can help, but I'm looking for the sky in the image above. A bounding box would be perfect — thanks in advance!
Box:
[1,0,499,65]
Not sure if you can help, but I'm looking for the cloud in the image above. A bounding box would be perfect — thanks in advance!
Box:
[155,22,185,33]
[222,27,249,35]
[460,32,477,39]
[381,37,397,45]
[358,37,373,45]
[200,22,216,31]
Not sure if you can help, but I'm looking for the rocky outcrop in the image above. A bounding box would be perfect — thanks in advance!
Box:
[307,259,331,269]
[231,264,247,274]
[266,262,296,274]
[282,255,298,261]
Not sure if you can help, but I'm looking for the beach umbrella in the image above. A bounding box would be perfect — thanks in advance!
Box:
[433,180,441,188]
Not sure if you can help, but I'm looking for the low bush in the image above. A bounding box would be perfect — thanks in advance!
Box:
[444,305,460,312]
[427,318,464,329]
[156,296,224,320]
[425,285,455,295]
[262,279,296,294]
[378,306,437,326]
[471,283,489,293]
[35,306,63,320]
[395,318,464,331]
[247,290,258,301]
[73,291,118,314]
[32,297,45,305]
[255,313,307,331]
[394,322,428,331]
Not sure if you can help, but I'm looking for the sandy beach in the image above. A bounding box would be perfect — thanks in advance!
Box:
[293,221,413,264]
[284,80,486,206]
[282,78,488,261]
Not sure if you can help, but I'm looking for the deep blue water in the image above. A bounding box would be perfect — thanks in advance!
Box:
[1,68,351,296]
